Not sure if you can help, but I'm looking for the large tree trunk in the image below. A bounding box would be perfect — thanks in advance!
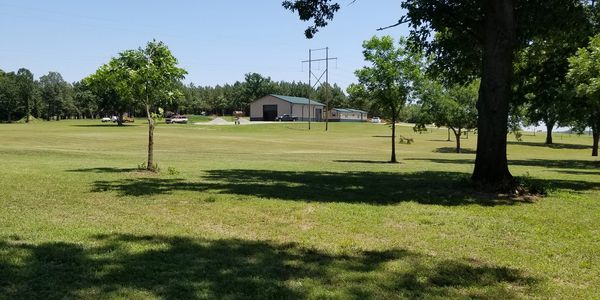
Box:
[472,0,515,188]
[545,121,555,145]
[390,114,397,163]
[146,104,156,171]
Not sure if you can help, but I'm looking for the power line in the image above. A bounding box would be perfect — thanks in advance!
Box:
[301,47,337,131]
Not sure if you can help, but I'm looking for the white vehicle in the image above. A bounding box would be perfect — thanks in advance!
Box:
[371,117,382,123]
[166,115,188,124]
[101,117,112,123]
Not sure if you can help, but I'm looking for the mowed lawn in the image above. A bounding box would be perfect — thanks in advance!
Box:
[0,120,599,299]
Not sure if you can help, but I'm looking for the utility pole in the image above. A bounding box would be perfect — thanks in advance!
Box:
[325,47,329,131]
[308,49,312,130]
[302,48,337,131]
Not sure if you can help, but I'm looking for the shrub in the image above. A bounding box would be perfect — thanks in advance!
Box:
[167,166,179,176]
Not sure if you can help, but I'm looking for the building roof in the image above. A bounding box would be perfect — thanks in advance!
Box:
[269,95,325,106]
[332,108,368,113]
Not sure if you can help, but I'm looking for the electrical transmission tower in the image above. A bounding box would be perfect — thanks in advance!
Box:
[302,47,337,131]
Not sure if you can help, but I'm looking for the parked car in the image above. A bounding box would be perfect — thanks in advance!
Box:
[101,117,112,123]
[275,114,298,122]
[113,116,134,123]
[166,115,188,124]
[371,117,382,123]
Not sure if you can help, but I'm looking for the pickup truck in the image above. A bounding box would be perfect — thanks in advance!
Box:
[275,114,298,122]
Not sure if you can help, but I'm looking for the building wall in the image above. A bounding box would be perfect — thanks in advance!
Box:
[250,95,325,121]
[328,110,368,122]
[291,104,307,120]
[328,110,341,121]
[293,104,325,121]
[250,96,291,121]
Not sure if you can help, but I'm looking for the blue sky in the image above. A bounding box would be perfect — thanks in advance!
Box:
[0,0,409,90]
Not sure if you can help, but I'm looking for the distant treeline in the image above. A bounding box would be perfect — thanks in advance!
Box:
[0,69,370,122]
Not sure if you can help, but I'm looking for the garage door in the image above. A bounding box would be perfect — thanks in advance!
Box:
[263,105,277,121]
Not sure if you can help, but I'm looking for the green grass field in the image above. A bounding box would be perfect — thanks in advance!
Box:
[1,120,599,299]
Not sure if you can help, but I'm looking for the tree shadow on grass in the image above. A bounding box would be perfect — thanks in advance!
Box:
[507,141,591,150]
[69,167,137,173]
[92,178,205,197]
[0,234,539,299]
[406,158,600,170]
[70,124,140,128]
[333,160,395,164]
[91,170,535,206]
[433,147,476,154]
[554,169,600,176]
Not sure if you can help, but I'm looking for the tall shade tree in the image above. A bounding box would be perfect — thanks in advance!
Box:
[16,68,35,123]
[354,36,415,163]
[513,20,591,145]
[104,40,187,171]
[283,0,590,189]
[415,80,479,153]
[567,33,600,156]
[84,64,133,125]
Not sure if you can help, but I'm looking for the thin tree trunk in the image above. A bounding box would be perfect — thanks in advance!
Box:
[472,0,515,188]
[146,104,155,171]
[545,121,555,145]
[447,128,451,141]
[25,96,31,123]
[117,112,124,126]
[452,127,462,153]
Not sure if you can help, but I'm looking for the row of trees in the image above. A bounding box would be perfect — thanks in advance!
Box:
[284,0,600,190]
[347,31,600,161]
[0,69,80,122]
[0,69,350,123]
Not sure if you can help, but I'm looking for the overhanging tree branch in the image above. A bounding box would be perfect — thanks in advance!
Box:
[377,16,411,31]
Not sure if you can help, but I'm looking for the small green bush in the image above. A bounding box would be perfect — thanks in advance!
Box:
[137,162,160,172]
[519,172,549,196]
[167,166,179,176]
